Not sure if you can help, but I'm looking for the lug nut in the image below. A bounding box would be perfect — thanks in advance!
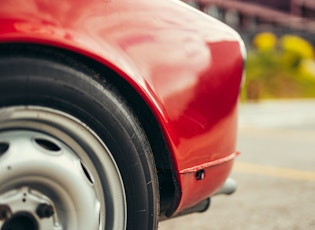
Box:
[36,203,54,219]
[0,204,12,220]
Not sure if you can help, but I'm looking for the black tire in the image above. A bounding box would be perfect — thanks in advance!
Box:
[0,54,159,230]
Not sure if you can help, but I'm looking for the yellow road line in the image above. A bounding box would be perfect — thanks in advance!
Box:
[234,161,315,182]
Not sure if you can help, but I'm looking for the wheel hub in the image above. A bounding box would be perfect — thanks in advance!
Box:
[0,106,127,230]
[1,211,39,230]
[0,130,99,229]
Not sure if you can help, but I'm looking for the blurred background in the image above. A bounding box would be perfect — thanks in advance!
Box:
[160,0,315,229]
[184,0,315,101]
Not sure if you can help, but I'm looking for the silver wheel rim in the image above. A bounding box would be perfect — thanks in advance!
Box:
[0,106,126,230]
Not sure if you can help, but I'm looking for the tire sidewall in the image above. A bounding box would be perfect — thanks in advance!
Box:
[0,56,158,230]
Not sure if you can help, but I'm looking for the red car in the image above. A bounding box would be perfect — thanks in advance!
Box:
[0,0,245,229]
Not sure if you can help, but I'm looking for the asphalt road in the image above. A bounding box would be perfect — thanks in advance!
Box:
[159,100,315,230]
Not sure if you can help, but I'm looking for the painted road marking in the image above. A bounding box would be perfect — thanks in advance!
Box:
[234,161,315,182]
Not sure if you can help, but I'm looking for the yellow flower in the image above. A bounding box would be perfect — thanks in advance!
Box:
[299,59,315,77]
[253,32,277,51]
[280,35,314,59]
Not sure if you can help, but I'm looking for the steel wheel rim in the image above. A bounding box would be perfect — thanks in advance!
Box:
[0,106,126,230]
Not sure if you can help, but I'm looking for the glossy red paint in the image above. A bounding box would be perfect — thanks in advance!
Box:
[0,0,244,215]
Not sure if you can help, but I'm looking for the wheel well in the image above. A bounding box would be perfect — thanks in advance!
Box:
[0,43,178,216]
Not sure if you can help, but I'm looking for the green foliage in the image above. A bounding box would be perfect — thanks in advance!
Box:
[242,33,315,101]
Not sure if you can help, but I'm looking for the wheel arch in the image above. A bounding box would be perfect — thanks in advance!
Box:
[0,43,179,216]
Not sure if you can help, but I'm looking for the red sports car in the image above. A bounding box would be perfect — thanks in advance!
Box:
[0,0,245,229]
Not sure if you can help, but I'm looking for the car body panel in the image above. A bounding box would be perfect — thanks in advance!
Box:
[0,0,244,215]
